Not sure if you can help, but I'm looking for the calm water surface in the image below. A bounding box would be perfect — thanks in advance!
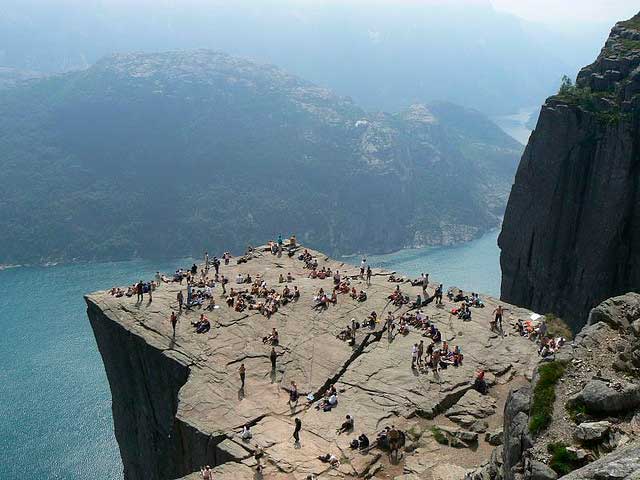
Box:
[0,230,500,479]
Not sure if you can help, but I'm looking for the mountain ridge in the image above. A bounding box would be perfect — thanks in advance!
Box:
[0,49,521,264]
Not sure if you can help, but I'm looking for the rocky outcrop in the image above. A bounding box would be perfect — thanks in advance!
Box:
[87,245,540,479]
[496,293,640,480]
[499,13,640,329]
[560,441,640,479]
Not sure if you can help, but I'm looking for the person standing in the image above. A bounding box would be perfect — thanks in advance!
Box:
[204,251,209,269]
[136,281,144,302]
[177,290,184,311]
[270,347,277,371]
[170,311,178,336]
[292,417,302,445]
[366,266,372,285]
[411,343,418,369]
[213,257,220,275]
[239,363,246,389]
[417,340,424,366]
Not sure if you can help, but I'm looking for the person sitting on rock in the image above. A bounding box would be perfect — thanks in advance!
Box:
[337,325,353,341]
[194,315,210,334]
[453,345,463,366]
[287,272,294,282]
[263,327,279,345]
[367,311,378,328]
[329,291,338,305]
[474,369,488,394]
[318,453,340,467]
[350,287,358,299]
[279,273,285,284]
[358,433,370,449]
[333,270,341,285]
[337,414,354,434]
[357,290,367,302]
[241,423,252,440]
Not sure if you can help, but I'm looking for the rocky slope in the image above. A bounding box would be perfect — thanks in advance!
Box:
[0,50,521,265]
[86,243,540,479]
[499,13,640,329]
[470,292,640,480]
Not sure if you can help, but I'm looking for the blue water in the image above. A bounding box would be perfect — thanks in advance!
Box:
[0,258,193,480]
[363,229,501,297]
[0,230,500,479]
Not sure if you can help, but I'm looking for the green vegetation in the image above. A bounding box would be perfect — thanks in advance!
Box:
[620,14,640,31]
[544,313,574,340]
[556,75,627,126]
[406,425,422,442]
[566,401,587,423]
[547,442,579,475]
[431,427,448,445]
[529,361,566,435]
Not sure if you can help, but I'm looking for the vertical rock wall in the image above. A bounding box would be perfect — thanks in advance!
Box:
[86,298,217,479]
[499,15,640,328]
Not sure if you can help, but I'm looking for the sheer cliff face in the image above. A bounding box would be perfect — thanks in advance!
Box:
[499,14,640,329]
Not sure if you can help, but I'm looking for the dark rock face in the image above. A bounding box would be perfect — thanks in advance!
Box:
[499,14,640,329]
[86,298,220,479]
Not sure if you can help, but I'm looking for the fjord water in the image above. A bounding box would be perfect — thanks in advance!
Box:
[0,230,500,479]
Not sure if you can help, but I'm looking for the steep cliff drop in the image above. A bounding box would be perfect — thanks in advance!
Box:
[87,244,540,479]
[499,13,640,329]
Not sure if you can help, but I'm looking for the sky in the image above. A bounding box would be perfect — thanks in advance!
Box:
[491,0,637,28]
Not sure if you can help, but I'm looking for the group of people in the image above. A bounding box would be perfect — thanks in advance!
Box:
[411,339,464,372]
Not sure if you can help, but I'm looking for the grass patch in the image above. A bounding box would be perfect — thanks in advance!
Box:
[431,426,448,445]
[547,442,579,475]
[566,401,587,423]
[544,313,573,340]
[529,361,566,435]
[406,425,422,441]
[620,13,640,31]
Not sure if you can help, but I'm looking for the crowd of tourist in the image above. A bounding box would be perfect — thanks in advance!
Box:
[107,236,566,478]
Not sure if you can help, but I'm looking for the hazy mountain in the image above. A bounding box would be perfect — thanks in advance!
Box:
[0,50,522,264]
[0,0,611,115]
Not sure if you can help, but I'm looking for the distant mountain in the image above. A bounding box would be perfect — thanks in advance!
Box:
[0,50,522,264]
[0,0,610,115]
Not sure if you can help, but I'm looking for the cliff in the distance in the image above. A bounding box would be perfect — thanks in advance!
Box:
[499,13,640,329]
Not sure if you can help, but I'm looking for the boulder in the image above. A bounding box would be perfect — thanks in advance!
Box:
[569,379,640,414]
[529,460,557,480]
[587,293,640,331]
[485,428,504,446]
[573,421,611,443]
[470,420,489,433]
[437,425,478,443]
[445,389,497,423]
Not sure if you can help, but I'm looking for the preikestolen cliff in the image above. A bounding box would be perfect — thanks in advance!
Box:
[2,3,640,480]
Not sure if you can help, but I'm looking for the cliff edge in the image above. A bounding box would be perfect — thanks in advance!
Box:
[499,12,640,329]
[87,244,540,479]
